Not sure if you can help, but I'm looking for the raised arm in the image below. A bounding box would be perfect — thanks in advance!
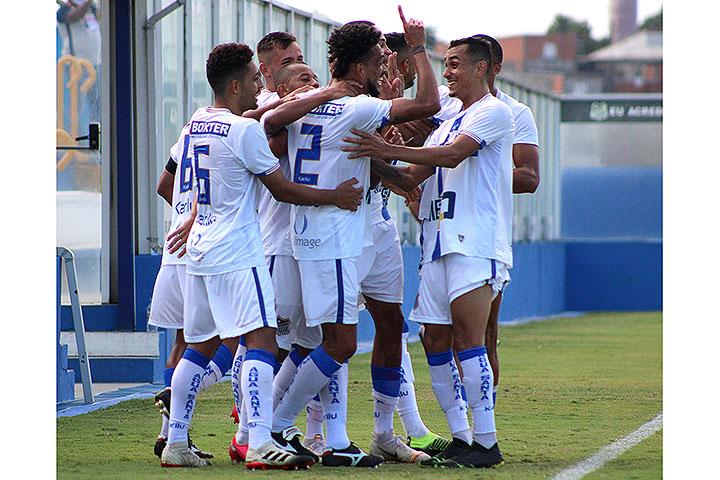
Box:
[156,169,174,206]
[343,129,481,168]
[258,169,363,211]
[262,81,362,136]
[386,6,440,123]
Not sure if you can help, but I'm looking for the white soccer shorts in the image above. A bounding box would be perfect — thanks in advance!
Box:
[409,253,509,325]
[183,266,277,343]
[267,255,322,350]
[360,220,404,304]
[148,264,186,329]
[298,255,361,327]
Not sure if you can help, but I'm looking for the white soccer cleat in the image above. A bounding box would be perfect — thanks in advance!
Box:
[369,433,431,463]
[302,434,326,457]
[245,441,315,470]
[160,444,210,468]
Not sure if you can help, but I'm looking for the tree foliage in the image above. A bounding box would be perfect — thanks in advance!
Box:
[640,9,662,31]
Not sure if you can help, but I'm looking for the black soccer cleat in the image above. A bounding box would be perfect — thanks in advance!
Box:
[418,436,473,468]
[436,441,503,468]
[271,426,320,463]
[154,436,167,458]
[321,442,384,468]
[154,388,171,418]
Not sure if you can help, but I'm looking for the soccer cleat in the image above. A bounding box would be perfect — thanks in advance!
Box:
[303,434,326,457]
[154,436,167,458]
[435,441,504,468]
[160,444,210,468]
[407,431,452,457]
[228,436,248,463]
[245,441,315,470]
[230,405,239,424]
[271,426,320,463]
[321,442,384,468]
[188,435,214,459]
[154,388,171,418]
[418,437,473,468]
[369,433,430,463]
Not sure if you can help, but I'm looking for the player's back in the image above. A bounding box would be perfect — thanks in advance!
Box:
[287,94,391,261]
[184,106,280,275]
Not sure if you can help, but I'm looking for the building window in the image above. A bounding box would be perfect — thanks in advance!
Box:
[542,42,558,60]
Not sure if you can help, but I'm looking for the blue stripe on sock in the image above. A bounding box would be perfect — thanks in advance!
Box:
[335,259,344,323]
[163,367,175,388]
[309,345,342,378]
[211,344,234,375]
[183,348,211,369]
[239,335,246,347]
[289,348,304,367]
[457,345,487,362]
[371,366,402,397]
[245,349,276,367]
[251,267,268,327]
[460,384,467,401]
[273,360,281,375]
[426,349,454,366]
[402,320,409,334]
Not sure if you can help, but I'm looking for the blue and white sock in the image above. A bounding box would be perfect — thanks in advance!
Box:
[372,365,402,438]
[493,384,498,406]
[160,367,175,438]
[199,343,234,391]
[242,349,277,449]
[426,349,472,444]
[320,362,350,450]
[272,348,304,409]
[167,349,209,447]
[273,345,341,432]
[305,394,324,439]
[232,341,248,444]
[397,337,430,438]
[458,346,497,448]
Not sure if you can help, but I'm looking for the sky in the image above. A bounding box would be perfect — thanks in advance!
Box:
[278,0,663,42]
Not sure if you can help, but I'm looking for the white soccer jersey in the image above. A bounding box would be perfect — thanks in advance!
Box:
[255,91,294,257]
[496,88,539,146]
[418,93,515,267]
[287,94,392,261]
[182,107,280,275]
[431,85,462,125]
[161,133,194,267]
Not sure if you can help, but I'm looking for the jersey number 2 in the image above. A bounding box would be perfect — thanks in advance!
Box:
[293,123,322,185]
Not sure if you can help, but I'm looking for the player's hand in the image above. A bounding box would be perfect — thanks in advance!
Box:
[396,119,434,147]
[377,53,404,100]
[387,183,422,204]
[332,177,364,211]
[327,79,364,100]
[398,5,425,48]
[342,129,395,160]
[166,216,194,258]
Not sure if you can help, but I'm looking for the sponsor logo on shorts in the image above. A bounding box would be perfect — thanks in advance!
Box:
[295,237,322,249]
[276,316,290,336]
[294,213,309,235]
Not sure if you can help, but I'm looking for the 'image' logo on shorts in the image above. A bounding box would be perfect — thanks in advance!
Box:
[294,213,309,235]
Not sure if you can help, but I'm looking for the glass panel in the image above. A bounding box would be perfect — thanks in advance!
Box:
[56,0,104,304]
[192,0,213,112]
[159,6,185,245]
[218,0,238,43]
[244,0,266,51]
[312,22,330,85]
[271,7,290,32]
[293,15,308,52]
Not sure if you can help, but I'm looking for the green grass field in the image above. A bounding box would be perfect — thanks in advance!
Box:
[57,312,662,479]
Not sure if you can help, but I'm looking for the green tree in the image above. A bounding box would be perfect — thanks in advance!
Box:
[640,9,662,31]
[547,14,593,55]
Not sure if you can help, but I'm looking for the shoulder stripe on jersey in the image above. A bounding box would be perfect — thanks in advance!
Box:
[256,162,280,177]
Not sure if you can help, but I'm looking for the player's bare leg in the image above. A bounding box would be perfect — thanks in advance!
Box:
[365,298,429,463]
[485,292,502,404]
[437,285,503,468]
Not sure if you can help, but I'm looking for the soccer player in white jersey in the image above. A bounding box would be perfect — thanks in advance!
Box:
[160,42,363,469]
[379,31,453,458]
[148,150,237,461]
[261,7,440,467]
[343,35,514,468]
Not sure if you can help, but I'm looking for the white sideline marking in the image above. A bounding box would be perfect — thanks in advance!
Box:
[552,413,663,480]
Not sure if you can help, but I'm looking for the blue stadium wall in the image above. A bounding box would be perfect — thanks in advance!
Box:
[58,166,662,385]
